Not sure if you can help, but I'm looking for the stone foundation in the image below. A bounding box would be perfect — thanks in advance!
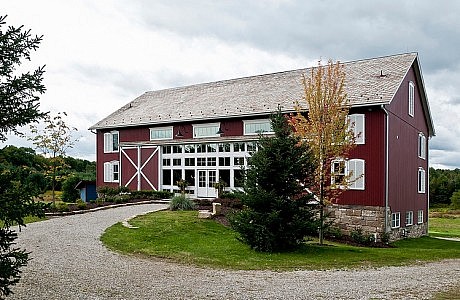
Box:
[326,204,428,242]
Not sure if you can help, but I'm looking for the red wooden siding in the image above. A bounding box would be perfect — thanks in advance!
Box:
[387,65,429,222]
[335,108,386,206]
[96,130,118,188]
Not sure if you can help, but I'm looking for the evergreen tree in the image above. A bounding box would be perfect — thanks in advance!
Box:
[0,15,47,299]
[230,109,317,252]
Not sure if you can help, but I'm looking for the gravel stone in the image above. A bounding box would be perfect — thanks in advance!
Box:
[9,204,460,299]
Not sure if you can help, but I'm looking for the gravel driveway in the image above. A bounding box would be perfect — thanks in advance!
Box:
[10,203,460,300]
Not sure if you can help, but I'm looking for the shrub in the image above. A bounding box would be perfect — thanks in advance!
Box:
[451,190,460,209]
[52,202,69,212]
[129,190,173,200]
[170,194,195,211]
[220,191,244,200]
[380,232,390,244]
[324,226,343,239]
[350,228,375,246]
[61,175,81,203]
[75,199,87,210]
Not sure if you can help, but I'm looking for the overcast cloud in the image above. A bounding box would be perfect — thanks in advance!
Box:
[2,0,460,169]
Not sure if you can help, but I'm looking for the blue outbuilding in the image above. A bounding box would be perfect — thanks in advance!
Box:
[75,180,97,202]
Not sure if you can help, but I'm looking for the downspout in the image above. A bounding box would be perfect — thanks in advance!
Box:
[381,105,390,233]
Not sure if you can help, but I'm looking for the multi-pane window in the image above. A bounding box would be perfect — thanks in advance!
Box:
[173,145,183,154]
[391,212,401,228]
[418,167,426,193]
[104,131,119,153]
[234,157,245,166]
[197,158,206,166]
[409,81,415,117]
[207,144,217,153]
[234,142,245,152]
[331,159,365,190]
[418,210,424,224]
[185,158,195,166]
[184,144,195,153]
[244,119,273,135]
[207,157,216,166]
[348,114,365,144]
[103,161,119,182]
[219,143,231,152]
[331,160,346,187]
[193,123,220,138]
[150,127,172,140]
[219,157,230,166]
[163,158,171,166]
[418,133,426,159]
[172,158,181,166]
[163,145,171,154]
[405,211,413,226]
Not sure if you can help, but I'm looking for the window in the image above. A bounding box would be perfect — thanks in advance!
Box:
[331,159,365,190]
[162,170,171,185]
[172,158,181,166]
[184,144,195,153]
[219,157,230,166]
[418,210,424,224]
[234,157,245,166]
[409,81,415,117]
[331,160,346,187]
[348,159,365,190]
[391,212,400,228]
[219,170,230,187]
[162,158,171,166]
[348,114,365,144]
[173,170,182,185]
[163,145,171,154]
[172,145,182,154]
[207,157,216,166]
[103,161,119,182]
[197,158,206,166]
[233,142,245,152]
[219,143,231,152]
[184,170,195,187]
[185,158,195,166]
[418,167,426,193]
[244,119,273,135]
[196,144,206,153]
[247,142,257,152]
[193,123,220,138]
[207,144,217,153]
[418,133,426,159]
[104,131,119,153]
[150,127,172,140]
[405,211,413,226]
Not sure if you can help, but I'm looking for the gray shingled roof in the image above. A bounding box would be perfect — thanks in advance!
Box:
[90,53,419,130]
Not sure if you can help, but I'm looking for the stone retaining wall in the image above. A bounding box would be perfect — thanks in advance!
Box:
[326,204,428,242]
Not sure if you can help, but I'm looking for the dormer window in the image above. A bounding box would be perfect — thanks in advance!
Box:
[409,81,415,117]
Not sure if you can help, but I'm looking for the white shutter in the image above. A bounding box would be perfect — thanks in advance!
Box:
[104,162,112,182]
[348,159,365,190]
[348,114,365,144]
[104,133,111,153]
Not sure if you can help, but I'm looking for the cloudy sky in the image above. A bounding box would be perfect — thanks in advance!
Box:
[2,0,460,169]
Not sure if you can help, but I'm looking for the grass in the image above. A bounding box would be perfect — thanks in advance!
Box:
[0,215,47,228]
[429,217,460,238]
[101,210,460,271]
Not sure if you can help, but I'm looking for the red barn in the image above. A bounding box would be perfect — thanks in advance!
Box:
[90,53,434,241]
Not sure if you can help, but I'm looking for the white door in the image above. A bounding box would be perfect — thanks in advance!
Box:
[197,170,217,198]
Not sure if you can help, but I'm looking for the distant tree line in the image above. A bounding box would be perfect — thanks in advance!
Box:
[0,145,95,202]
[429,167,460,207]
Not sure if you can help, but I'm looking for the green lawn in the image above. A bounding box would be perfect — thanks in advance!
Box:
[429,217,460,238]
[101,211,460,271]
[0,215,47,228]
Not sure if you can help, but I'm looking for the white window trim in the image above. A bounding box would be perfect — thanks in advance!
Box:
[391,212,401,228]
[103,160,119,183]
[193,123,220,138]
[331,158,365,190]
[405,211,413,226]
[348,114,365,145]
[418,132,426,160]
[409,81,415,117]
[418,167,426,193]
[243,119,273,135]
[150,126,173,141]
[418,210,424,224]
[104,131,119,153]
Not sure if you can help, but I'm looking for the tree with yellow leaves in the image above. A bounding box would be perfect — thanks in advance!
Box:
[289,60,357,245]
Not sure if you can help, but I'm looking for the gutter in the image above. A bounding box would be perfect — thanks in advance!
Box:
[381,104,390,233]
